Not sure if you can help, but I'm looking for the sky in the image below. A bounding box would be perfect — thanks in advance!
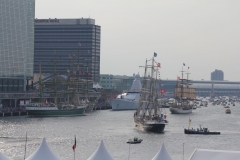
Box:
[35,0,240,81]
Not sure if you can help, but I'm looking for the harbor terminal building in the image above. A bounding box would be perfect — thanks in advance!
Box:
[0,0,35,92]
[100,74,240,97]
[34,18,101,82]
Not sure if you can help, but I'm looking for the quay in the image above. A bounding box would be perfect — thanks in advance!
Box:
[94,105,112,110]
[0,91,101,108]
[0,111,27,117]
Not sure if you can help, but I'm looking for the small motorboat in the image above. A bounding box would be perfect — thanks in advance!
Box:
[192,106,197,109]
[225,108,231,114]
[184,126,220,135]
[127,137,143,144]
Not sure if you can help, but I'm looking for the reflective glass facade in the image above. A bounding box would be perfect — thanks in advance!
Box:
[0,0,34,78]
[34,18,101,82]
[0,0,35,91]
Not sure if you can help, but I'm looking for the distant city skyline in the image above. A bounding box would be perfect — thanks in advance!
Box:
[35,0,240,81]
[211,69,224,81]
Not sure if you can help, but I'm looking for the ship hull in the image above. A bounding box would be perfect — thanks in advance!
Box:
[134,116,165,133]
[169,107,192,114]
[184,129,220,135]
[142,123,165,133]
[111,99,139,110]
[26,107,86,116]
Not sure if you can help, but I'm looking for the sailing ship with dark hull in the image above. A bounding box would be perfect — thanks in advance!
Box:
[169,66,196,114]
[134,53,167,133]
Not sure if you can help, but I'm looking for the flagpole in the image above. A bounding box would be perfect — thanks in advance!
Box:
[24,131,27,160]
[183,143,185,160]
[74,149,75,160]
[74,135,76,160]
[128,144,131,160]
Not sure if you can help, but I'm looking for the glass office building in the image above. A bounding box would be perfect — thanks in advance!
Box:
[34,18,101,82]
[0,0,35,91]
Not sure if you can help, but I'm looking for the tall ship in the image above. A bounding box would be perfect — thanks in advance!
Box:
[169,66,196,114]
[111,74,141,110]
[134,53,167,133]
[25,54,91,116]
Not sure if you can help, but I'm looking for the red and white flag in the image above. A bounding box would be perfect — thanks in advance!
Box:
[72,136,76,151]
[160,88,166,94]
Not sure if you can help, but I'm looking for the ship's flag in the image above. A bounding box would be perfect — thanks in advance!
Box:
[157,62,161,68]
[160,88,166,94]
[72,136,76,151]
[154,52,157,57]
[183,63,185,66]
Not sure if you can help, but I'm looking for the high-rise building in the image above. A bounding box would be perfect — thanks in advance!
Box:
[211,69,224,81]
[0,0,35,91]
[34,18,101,82]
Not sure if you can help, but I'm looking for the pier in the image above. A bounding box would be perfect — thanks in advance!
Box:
[0,112,28,117]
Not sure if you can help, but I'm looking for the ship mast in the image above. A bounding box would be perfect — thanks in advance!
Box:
[180,65,185,106]
[186,68,191,100]
[147,57,155,116]
[154,58,160,115]
[137,59,148,115]
[137,55,159,117]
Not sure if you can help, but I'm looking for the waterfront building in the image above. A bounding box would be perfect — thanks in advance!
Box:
[99,74,113,90]
[34,18,101,82]
[99,74,136,92]
[101,73,240,97]
[211,69,224,81]
[0,0,35,92]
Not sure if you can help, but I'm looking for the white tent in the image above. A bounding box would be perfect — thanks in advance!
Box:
[0,152,11,160]
[87,140,114,160]
[152,143,173,160]
[189,149,240,160]
[26,137,61,160]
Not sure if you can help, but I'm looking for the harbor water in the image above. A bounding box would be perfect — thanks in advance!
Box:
[0,102,240,160]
